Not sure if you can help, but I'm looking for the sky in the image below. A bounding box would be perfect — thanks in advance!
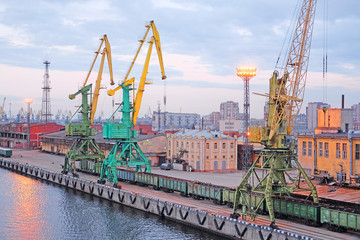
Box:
[0,0,359,120]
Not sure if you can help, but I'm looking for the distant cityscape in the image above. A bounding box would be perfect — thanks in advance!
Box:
[2,99,360,135]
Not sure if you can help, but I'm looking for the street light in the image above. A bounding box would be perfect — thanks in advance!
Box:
[25,98,33,149]
[236,66,256,171]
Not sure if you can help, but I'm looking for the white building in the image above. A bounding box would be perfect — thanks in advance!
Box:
[152,111,201,131]
[219,119,242,132]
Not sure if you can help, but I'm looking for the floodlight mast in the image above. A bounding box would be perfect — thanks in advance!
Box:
[237,67,256,171]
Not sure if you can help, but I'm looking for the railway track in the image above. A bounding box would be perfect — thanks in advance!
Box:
[119,181,360,240]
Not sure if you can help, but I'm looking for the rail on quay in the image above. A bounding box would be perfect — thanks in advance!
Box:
[0,158,313,240]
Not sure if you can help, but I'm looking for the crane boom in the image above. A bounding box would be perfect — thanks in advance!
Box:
[108,21,166,126]
[269,0,316,142]
[78,35,114,125]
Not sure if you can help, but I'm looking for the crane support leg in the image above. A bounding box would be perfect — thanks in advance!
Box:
[230,149,318,225]
[62,137,104,177]
[98,140,151,186]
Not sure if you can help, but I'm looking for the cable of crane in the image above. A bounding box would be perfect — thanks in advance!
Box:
[323,0,328,103]
[275,0,300,73]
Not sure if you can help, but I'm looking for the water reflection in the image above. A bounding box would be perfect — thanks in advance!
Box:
[6,172,51,239]
[0,169,219,240]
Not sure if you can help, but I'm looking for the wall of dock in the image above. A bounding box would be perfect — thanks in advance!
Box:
[0,158,312,240]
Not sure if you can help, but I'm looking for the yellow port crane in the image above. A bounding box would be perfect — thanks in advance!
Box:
[0,97,6,121]
[231,0,318,227]
[108,20,166,125]
[62,34,114,176]
[99,20,166,186]
[77,34,115,124]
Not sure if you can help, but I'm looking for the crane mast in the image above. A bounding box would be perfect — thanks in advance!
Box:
[98,21,166,187]
[62,35,114,177]
[231,0,318,226]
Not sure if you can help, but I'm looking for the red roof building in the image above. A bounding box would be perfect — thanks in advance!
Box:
[0,122,64,149]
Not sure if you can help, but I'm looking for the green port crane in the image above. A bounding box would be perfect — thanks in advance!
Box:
[230,0,318,227]
[98,21,166,187]
[62,35,114,177]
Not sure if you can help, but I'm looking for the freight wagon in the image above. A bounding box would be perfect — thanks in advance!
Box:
[76,160,360,233]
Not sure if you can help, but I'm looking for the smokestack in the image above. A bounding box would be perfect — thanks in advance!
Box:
[342,94,344,109]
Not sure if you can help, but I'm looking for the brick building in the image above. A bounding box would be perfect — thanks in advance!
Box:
[167,129,237,171]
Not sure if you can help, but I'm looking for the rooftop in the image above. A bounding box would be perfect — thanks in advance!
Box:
[41,130,160,144]
[172,129,234,140]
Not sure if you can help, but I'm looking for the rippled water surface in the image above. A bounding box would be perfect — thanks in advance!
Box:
[0,168,219,240]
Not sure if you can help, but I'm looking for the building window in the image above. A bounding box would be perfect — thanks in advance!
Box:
[336,143,341,158]
[186,142,189,148]
[342,143,347,159]
[230,142,234,148]
[302,141,306,156]
[191,142,194,149]
[181,142,184,148]
[325,142,329,157]
[308,141,312,157]
[223,155,226,159]
[214,155,217,159]
[206,143,209,149]
[319,142,323,157]
[196,161,200,170]
[176,141,179,147]
[230,155,233,159]
[214,143,218,149]
[356,144,360,160]
[206,155,209,159]
[168,141,171,147]
[222,143,226,149]
[197,143,200,149]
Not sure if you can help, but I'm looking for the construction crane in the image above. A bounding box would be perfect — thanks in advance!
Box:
[98,21,166,187]
[0,97,6,121]
[230,0,318,227]
[17,107,25,122]
[62,35,114,177]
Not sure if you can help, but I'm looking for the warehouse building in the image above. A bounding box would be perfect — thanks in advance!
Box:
[40,130,167,167]
[298,107,358,183]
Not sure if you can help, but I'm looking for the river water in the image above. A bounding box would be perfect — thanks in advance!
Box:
[0,168,219,240]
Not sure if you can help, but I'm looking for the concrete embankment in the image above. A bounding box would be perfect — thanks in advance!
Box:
[0,158,312,240]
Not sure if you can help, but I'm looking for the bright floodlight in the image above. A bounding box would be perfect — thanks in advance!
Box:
[24,98,33,104]
[236,67,256,78]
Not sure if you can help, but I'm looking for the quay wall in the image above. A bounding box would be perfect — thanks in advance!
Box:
[0,158,312,240]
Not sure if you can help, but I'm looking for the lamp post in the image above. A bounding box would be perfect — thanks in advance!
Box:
[25,98,33,149]
[236,67,256,170]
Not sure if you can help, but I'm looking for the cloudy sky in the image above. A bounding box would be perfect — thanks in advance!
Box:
[0,0,359,120]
